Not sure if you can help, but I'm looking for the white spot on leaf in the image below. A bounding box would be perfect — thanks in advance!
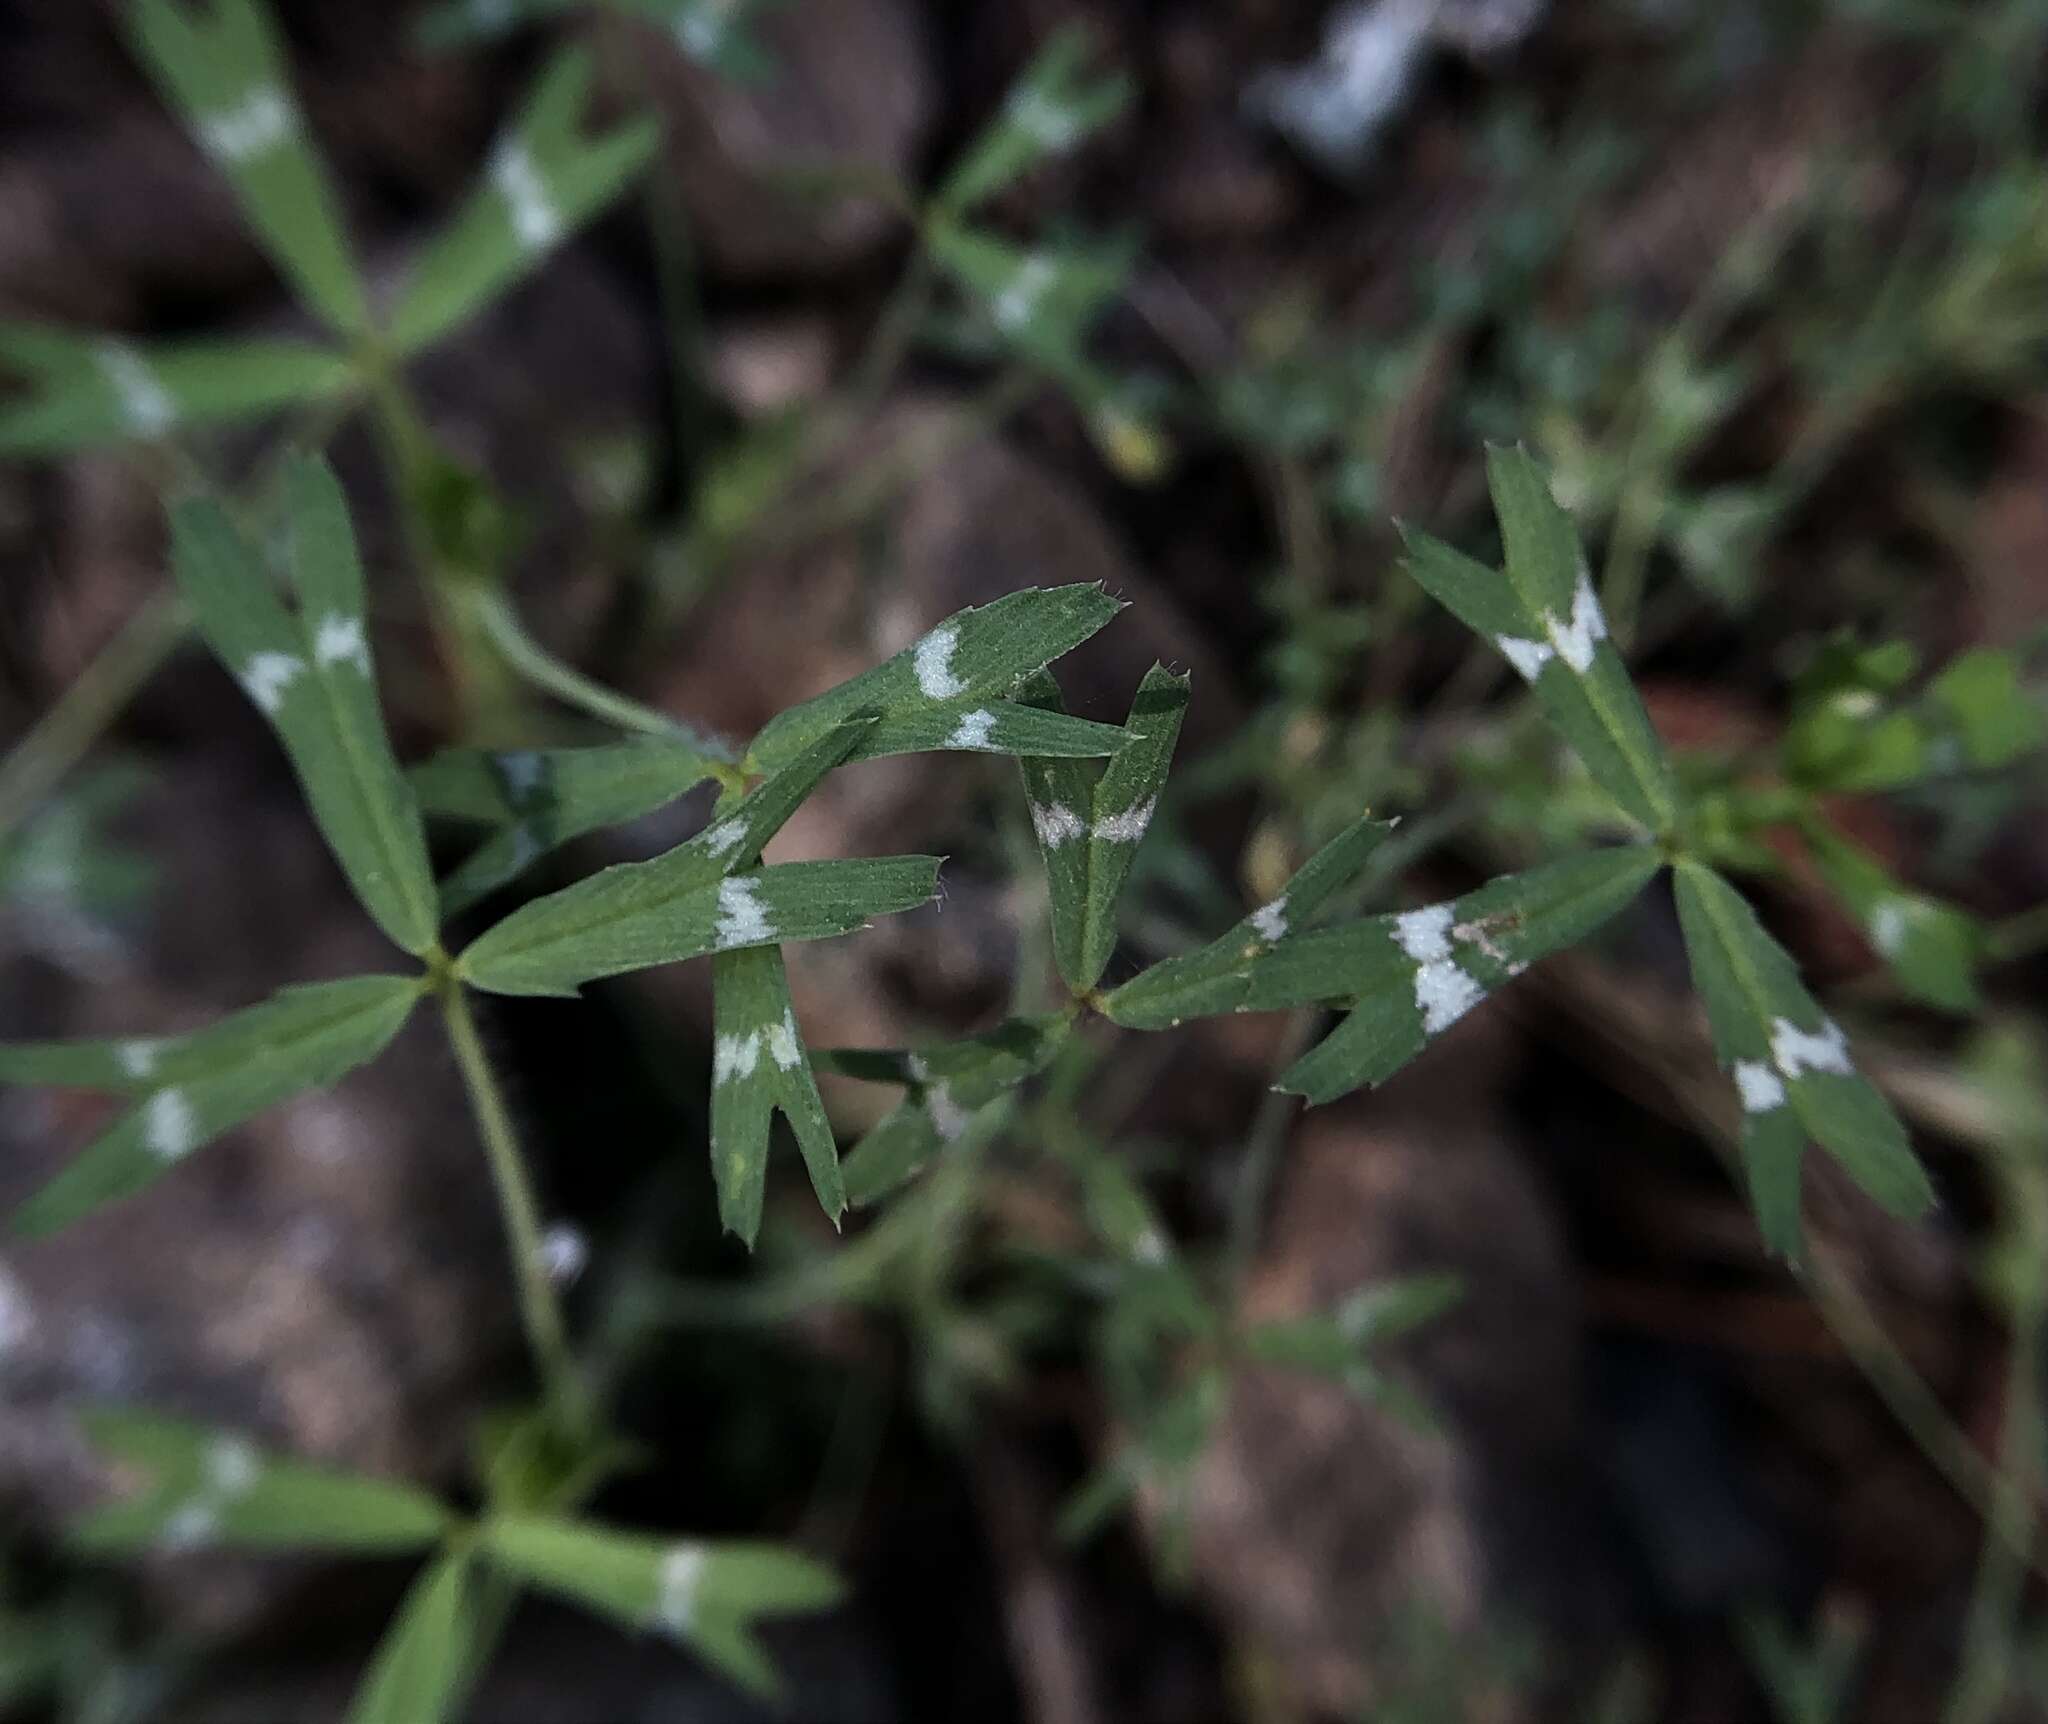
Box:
[1412,959,1485,1036]
[764,1009,801,1071]
[993,254,1057,333]
[947,708,997,750]
[1093,797,1156,845]
[160,1501,218,1551]
[1391,903,1454,963]
[1870,900,1912,957]
[242,652,305,715]
[713,876,776,949]
[118,1040,159,1079]
[656,1543,707,1634]
[96,345,175,436]
[1009,85,1081,150]
[913,624,966,699]
[313,613,369,673]
[205,1436,260,1498]
[1734,1059,1786,1113]
[713,1032,761,1084]
[495,751,546,801]
[536,1222,589,1286]
[200,86,292,161]
[491,141,559,252]
[927,1083,969,1141]
[1031,802,1085,849]
[145,1089,196,1162]
[702,818,747,859]
[1770,1016,1853,1080]
[1250,897,1289,943]
[1553,570,1609,673]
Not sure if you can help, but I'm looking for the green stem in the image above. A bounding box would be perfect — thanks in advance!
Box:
[434,973,589,1433]
[0,587,187,844]
[466,587,727,750]
[1990,899,2048,964]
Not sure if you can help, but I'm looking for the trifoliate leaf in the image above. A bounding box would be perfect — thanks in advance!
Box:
[7,975,422,1237]
[1101,815,1395,1029]
[745,586,1128,776]
[479,1516,844,1698]
[1401,446,1679,831]
[1673,859,1934,1258]
[837,1015,1071,1206]
[925,225,1134,375]
[71,1410,450,1553]
[345,1553,479,1724]
[1018,664,1188,993]
[1800,821,1982,1013]
[458,723,937,995]
[1250,847,1663,1104]
[708,944,843,1247]
[411,737,725,915]
[0,325,350,455]
[389,49,659,354]
[171,458,440,955]
[125,0,369,336]
[937,25,1131,213]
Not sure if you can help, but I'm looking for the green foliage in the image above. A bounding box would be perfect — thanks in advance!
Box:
[477,1516,844,1697]
[345,1555,479,1724]
[1019,663,1190,993]
[70,1411,451,1552]
[6,975,422,1237]
[1401,446,1679,831]
[126,0,369,335]
[708,944,845,1245]
[936,25,1132,214]
[388,49,659,355]
[456,722,937,996]
[0,327,349,456]
[1673,859,1933,1257]
[172,457,441,956]
[744,586,1128,774]
[411,737,726,915]
[1101,814,1394,1027]
[837,1015,1073,1206]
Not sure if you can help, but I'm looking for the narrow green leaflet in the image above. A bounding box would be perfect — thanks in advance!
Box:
[389,49,659,355]
[0,972,422,1092]
[172,458,440,955]
[126,0,368,336]
[460,723,937,995]
[937,25,1131,213]
[837,1016,1071,1206]
[479,1516,844,1698]
[1401,446,1679,831]
[346,1554,479,1724]
[708,945,844,1247]
[1672,859,1934,1258]
[0,326,351,455]
[1249,847,1663,1105]
[1019,665,1189,993]
[411,738,724,915]
[1102,816,1394,1029]
[70,1410,450,1553]
[9,976,421,1238]
[1801,822,1982,1013]
[926,225,1133,376]
[1239,1272,1462,1427]
[745,586,1128,775]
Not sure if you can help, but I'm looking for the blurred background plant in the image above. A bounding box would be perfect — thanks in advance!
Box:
[3,0,2048,1719]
